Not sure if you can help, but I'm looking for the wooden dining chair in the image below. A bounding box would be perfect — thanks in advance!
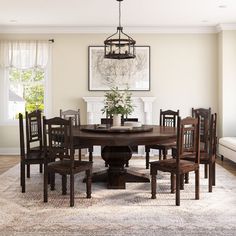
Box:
[150,116,200,206]
[192,107,211,178]
[43,116,92,207]
[19,110,44,193]
[182,113,217,192]
[60,109,93,162]
[145,109,179,169]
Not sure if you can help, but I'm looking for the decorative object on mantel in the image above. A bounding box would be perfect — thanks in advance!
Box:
[124,121,142,127]
[104,0,136,59]
[101,86,134,126]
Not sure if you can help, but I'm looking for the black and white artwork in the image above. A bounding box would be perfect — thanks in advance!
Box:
[88,46,150,91]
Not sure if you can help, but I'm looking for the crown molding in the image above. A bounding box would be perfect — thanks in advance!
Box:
[216,23,236,32]
[0,24,235,34]
[127,26,218,34]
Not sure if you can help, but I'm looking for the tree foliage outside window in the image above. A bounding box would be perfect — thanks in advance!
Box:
[9,68,45,119]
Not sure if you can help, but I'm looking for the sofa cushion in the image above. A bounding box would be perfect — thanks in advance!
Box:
[219,137,236,152]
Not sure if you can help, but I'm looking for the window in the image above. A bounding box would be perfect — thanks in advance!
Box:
[0,40,51,123]
[8,68,45,120]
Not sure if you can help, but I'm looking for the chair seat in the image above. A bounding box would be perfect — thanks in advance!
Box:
[30,146,42,152]
[147,141,176,149]
[182,152,215,164]
[48,160,92,174]
[24,152,44,164]
[73,144,93,150]
[150,158,198,175]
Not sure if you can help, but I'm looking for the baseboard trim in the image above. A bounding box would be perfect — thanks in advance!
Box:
[0,148,20,155]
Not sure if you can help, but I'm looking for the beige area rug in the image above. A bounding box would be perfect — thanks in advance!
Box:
[0,157,236,236]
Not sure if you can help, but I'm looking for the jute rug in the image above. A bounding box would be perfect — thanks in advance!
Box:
[0,157,235,236]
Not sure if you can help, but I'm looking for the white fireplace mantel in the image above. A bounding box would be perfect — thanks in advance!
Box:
[82,96,156,156]
[83,96,156,125]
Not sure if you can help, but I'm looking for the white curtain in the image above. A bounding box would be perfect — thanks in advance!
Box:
[0,40,50,69]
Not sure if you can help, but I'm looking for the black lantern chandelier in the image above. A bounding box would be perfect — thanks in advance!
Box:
[104,0,136,60]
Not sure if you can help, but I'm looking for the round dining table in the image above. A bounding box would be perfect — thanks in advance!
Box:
[72,124,177,189]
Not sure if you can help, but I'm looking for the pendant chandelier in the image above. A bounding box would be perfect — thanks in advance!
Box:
[104,0,136,60]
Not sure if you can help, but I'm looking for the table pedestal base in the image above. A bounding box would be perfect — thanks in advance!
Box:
[90,169,150,189]
[88,146,150,189]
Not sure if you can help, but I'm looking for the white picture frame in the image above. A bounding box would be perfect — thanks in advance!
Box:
[88,46,150,91]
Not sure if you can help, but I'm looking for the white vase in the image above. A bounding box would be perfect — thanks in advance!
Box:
[113,114,121,126]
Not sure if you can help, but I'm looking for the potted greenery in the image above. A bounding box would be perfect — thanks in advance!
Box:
[102,87,134,126]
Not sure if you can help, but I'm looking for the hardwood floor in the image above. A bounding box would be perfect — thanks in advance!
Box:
[216,156,236,176]
[0,155,20,175]
[0,155,235,176]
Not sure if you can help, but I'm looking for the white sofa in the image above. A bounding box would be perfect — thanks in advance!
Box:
[218,137,236,163]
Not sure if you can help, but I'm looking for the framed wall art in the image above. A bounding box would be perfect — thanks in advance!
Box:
[88,46,150,91]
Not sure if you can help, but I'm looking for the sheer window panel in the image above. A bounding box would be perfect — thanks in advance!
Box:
[0,40,52,125]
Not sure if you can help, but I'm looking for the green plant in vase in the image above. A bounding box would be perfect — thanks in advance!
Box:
[102,86,134,125]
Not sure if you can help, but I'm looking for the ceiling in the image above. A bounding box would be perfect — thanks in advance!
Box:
[0,0,236,32]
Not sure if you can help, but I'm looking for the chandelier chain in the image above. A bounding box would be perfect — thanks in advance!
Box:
[119,1,121,27]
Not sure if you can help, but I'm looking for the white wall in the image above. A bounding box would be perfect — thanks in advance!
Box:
[218,32,223,138]
[0,33,218,153]
[219,31,236,137]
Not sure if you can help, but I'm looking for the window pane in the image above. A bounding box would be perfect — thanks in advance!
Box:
[24,83,44,112]
[8,68,45,120]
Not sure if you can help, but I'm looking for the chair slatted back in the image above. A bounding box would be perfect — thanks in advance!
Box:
[25,110,43,152]
[60,109,80,126]
[160,109,179,127]
[192,108,211,151]
[209,113,217,159]
[177,116,200,165]
[19,113,25,160]
[43,117,74,167]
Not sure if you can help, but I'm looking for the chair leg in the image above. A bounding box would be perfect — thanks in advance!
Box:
[27,164,30,178]
[145,147,150,169]
[151,174,157,199]
[50,173,55,191]
[21,162,25,193]
[39,164,43,173]
[79,149,82,161]
[184,173,189,183]
[44,165,48,203]
[89,147,93,162]
[70,174,74,207]
[86,169,92,198]
[212,162,216,186]
[195,169,200,200]
[176,173,180,206]
[62,175,67,195]
[171,173,175,193]
[208,163,213,192]
[89,151,93,162]
[125,161,129,167]
[204,164,208,178]
[180,174,184,190]
[163,148,167,160]
[159,150,162,161]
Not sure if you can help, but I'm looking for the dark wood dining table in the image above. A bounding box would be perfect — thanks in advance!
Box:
[72,125,177,189]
